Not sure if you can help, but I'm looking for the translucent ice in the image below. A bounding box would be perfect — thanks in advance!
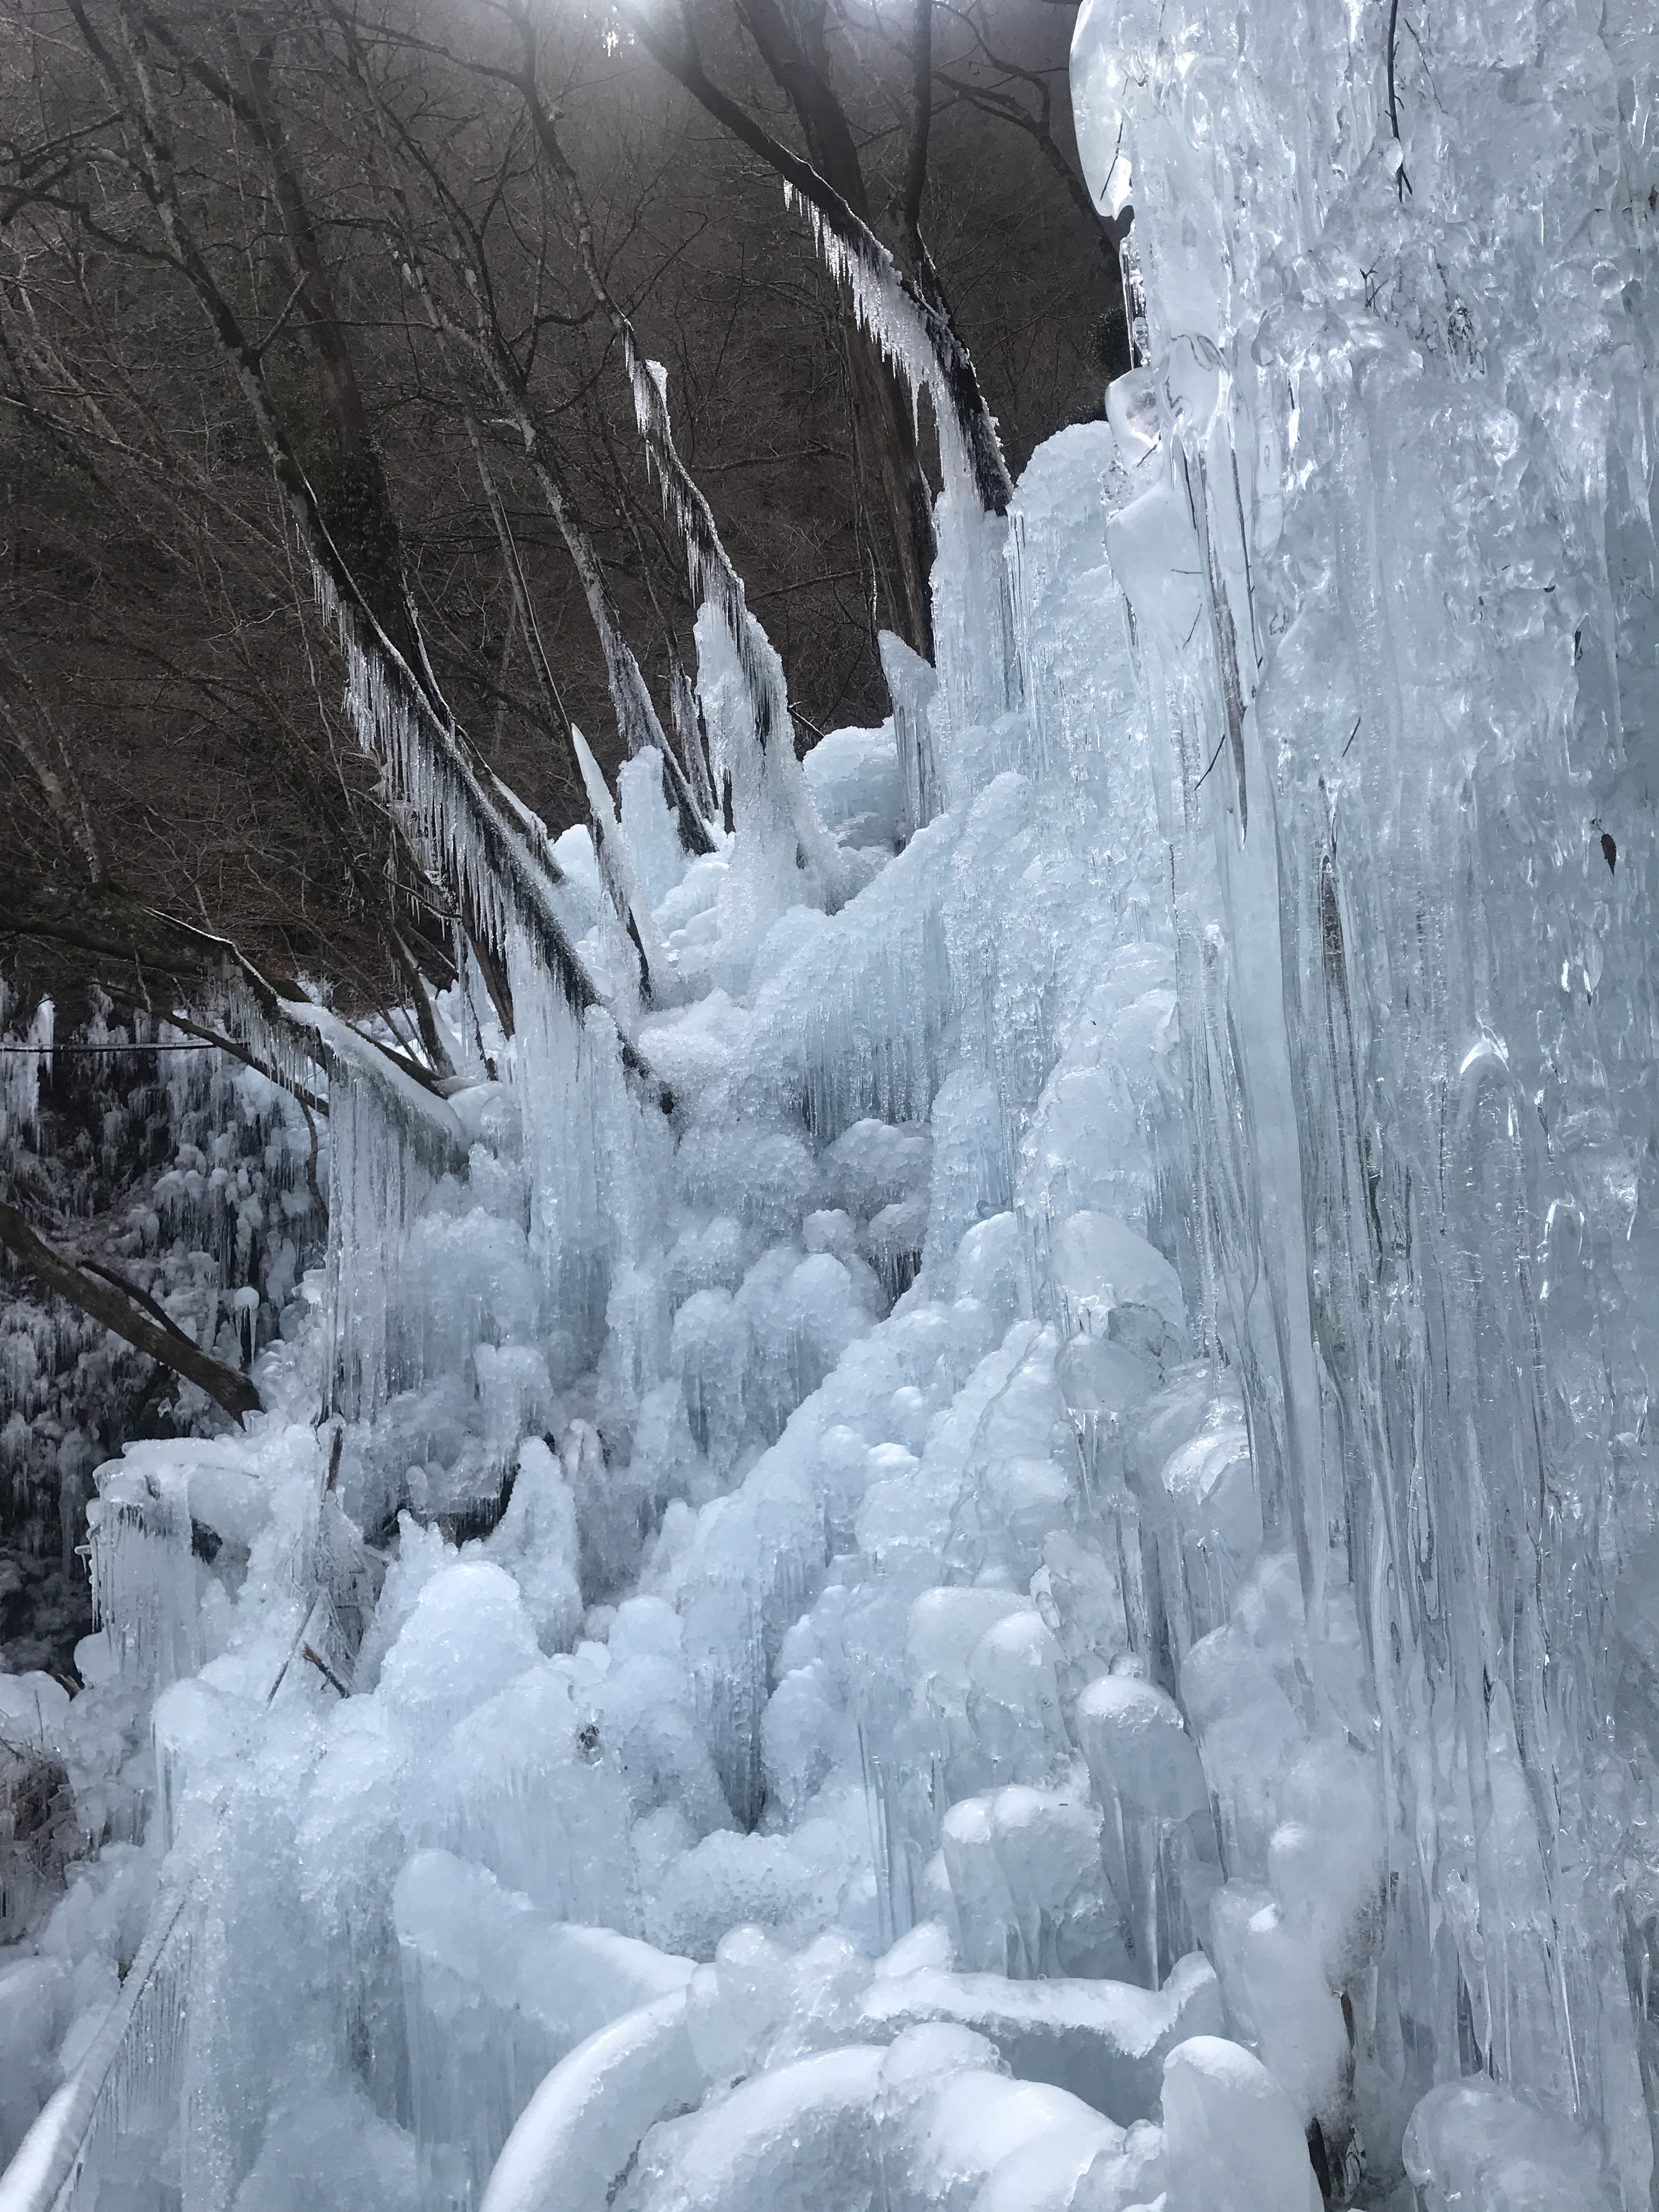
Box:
[10,0,1659,2197]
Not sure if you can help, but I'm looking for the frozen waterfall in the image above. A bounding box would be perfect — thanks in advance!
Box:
[4,1,1659,2209]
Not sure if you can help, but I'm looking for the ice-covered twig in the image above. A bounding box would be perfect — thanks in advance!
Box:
[156,1008,329,1120]
[570,727,675,1003]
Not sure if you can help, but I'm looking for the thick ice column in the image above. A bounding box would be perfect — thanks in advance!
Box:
[509,942,672,1387]
[324,1062,461,1423]
[928,499,1022,769]
[0,992,51,1148]
[87,1460,201,1690]
[1071,0,1659,2184]
[877,631,940,840]
[1076,1673,1217,1989]
[1096,337,1327,1617]
[1070,0,1385,364]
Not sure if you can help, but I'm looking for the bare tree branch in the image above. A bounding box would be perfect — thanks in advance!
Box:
[0,1198,263,1421]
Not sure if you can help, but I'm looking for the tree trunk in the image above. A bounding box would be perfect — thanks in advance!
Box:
[848,330,936,661]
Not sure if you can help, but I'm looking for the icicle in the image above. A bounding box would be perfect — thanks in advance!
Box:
[618,349,848,911]
[88,1461,200,1689]
[506,925,671,1389]
[306,554,661,1108]
[877,631,940,839]
[0,991,52,1149]
[570,726,676,1005]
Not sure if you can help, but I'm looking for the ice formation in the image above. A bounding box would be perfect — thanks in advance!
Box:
[4,0,1659,2207]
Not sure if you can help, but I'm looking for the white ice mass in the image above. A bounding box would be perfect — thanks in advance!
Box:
[4,0,1659,2206]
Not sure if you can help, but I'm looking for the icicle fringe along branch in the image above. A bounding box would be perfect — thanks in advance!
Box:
[617,343,848,907]
[304,556,668,1105]
[606,0,1013,517]
[0,1879,194,2212]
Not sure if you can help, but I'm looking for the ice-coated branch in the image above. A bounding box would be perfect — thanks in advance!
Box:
[458,397,715,864]
[657,732,718,859]
[159,1007,330,1122]
[607,0,1013,517]
[504,50,846,904]
[455,408,707,979]
[274,1000,472,1180]
[621,347,847,903]
[0,883,342,1122]
[668,653,720,825]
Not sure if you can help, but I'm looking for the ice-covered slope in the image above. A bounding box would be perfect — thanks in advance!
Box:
[4,0,1659,2207]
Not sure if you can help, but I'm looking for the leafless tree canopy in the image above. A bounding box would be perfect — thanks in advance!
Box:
[1,0,1116,1018]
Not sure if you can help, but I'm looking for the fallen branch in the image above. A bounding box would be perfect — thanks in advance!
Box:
[80,1260,200,1348]
[0,1199,262,1421]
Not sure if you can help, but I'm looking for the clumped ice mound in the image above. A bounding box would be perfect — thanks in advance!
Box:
[5,0,1659,2205]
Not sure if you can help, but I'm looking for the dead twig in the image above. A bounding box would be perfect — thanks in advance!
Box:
[1386,0,1413,199]
[302,1642,350,1696]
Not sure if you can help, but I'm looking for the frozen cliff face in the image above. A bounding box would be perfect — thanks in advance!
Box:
[1070,0,1659,2190]
[5,0,1659,2207]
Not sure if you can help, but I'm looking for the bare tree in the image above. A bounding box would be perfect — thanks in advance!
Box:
[933,0,1129,374]
[1,0,1105,1035]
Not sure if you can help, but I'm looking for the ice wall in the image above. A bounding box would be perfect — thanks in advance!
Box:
[1070,0,1659,2187]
